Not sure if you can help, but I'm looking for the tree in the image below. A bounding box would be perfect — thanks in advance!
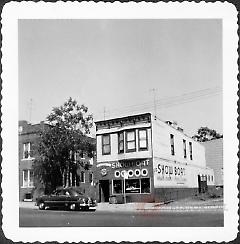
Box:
[33,97,95,193]
[192,126,223,142]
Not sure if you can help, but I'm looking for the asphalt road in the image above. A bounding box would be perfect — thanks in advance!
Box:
[19,207,224,227]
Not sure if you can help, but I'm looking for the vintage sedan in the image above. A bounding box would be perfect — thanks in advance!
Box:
[36,188,97,211]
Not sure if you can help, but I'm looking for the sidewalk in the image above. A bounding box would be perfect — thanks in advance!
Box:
[97,198,224,212]
[20,197,224,212]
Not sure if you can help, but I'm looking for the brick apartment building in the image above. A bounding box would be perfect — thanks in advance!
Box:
[95,113,215,203]
[19,120,96,201]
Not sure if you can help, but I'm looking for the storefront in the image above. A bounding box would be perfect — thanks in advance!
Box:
[96,158,154,203]
[95,112,215,203]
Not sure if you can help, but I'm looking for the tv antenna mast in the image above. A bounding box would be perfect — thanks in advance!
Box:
[150,88,157,118]
[29,98,33,123]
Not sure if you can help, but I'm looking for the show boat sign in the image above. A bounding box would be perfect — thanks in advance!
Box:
[97,159,151,179]
[97,159,150,169]
[153,160,187,187]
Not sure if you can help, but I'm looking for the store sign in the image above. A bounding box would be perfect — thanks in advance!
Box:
[96,162,112,168]
[154,162,187,186]
[114,168,148,178]
[111,159,149,169]
[156,164,185,177]
[101,168,108,176]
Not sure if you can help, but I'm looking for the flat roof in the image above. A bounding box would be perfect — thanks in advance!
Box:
[95,112,152,125]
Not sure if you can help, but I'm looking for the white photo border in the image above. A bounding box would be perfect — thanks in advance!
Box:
[1,2,238,242]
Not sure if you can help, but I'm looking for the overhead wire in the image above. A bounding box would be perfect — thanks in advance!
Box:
[101,86,222,118]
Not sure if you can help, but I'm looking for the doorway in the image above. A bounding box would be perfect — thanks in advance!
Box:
[198,175,207,193]
[99,180,110,202]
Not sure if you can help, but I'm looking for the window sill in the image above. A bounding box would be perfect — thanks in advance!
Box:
[21,186,34,189]
[139,148,148,151]
[126,150,137,153]
[21,157,35,161]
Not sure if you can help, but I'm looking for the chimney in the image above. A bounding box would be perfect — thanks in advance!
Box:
[177,126,184,133]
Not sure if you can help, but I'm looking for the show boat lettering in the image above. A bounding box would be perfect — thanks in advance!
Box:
[111,159,149,169]
[156,163,185,177]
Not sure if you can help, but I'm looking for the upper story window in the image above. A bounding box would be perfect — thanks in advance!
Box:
[138,129,148,150]
[89,173,93,184]
[170,134,175,155]
[102,134,111,155]
[118,132,124,154]
[80,171,85,183]
[126,130,136,152]
[23,142,31,159]
[189,142,193,160]
[183,139,187,158]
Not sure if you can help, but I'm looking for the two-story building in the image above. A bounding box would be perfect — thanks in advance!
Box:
[95,113,214,203]
[19,120,97,201]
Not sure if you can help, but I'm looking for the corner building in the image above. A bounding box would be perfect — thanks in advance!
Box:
[95,113,214,203]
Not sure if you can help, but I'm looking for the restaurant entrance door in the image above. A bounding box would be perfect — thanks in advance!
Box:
[99,180,110,202]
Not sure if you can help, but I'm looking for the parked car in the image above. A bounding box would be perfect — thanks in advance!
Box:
[36,187,97,211]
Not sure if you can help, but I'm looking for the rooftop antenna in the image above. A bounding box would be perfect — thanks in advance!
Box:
[103,106,106,120]
[29,98,33,123]
[150,88,157,119]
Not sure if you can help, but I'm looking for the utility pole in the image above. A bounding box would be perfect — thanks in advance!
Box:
[150,88,157,118]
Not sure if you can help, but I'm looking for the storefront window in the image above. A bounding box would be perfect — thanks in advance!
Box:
[113,180,123,194]
[125,179,140,193]
[141,178,150,193]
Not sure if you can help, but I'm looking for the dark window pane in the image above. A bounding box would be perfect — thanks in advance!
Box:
[113,180,123,194]
[141,178,150,193]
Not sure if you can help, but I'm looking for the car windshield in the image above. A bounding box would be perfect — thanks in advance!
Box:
[51,188,84,197]
[68,189,83,197]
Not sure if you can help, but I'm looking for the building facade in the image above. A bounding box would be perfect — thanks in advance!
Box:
[95,113,215,203]
[19,120,48,201]
[203,138,223,187]
[19,120,96,201]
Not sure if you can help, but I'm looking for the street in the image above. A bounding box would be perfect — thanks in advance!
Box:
[19,207,224,227]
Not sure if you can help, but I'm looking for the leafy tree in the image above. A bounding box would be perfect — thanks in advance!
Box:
[192,126,223,142]
[33,97,95,193]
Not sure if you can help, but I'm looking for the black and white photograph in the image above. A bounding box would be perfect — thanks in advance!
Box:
[1,2,238,243]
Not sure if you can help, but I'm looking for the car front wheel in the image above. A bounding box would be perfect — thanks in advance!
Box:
[39,202,45,210]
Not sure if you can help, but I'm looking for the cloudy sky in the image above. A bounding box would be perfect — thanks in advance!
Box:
[19,19,222,136]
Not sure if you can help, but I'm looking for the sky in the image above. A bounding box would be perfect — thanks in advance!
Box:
[19,19,222,136]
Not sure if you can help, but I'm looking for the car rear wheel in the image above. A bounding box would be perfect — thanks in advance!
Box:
[39,202,45,210]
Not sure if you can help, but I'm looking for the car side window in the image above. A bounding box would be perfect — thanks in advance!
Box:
[56,190,63,196]
[65,191,70,196]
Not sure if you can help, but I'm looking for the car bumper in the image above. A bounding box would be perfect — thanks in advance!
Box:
[79,203,97,208]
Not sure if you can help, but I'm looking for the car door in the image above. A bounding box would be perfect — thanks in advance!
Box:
[55,189,69,208]
[45,190,62,208]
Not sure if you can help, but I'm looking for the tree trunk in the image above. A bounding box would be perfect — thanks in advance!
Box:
[66,165,70,187]
[62,170,65,187]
